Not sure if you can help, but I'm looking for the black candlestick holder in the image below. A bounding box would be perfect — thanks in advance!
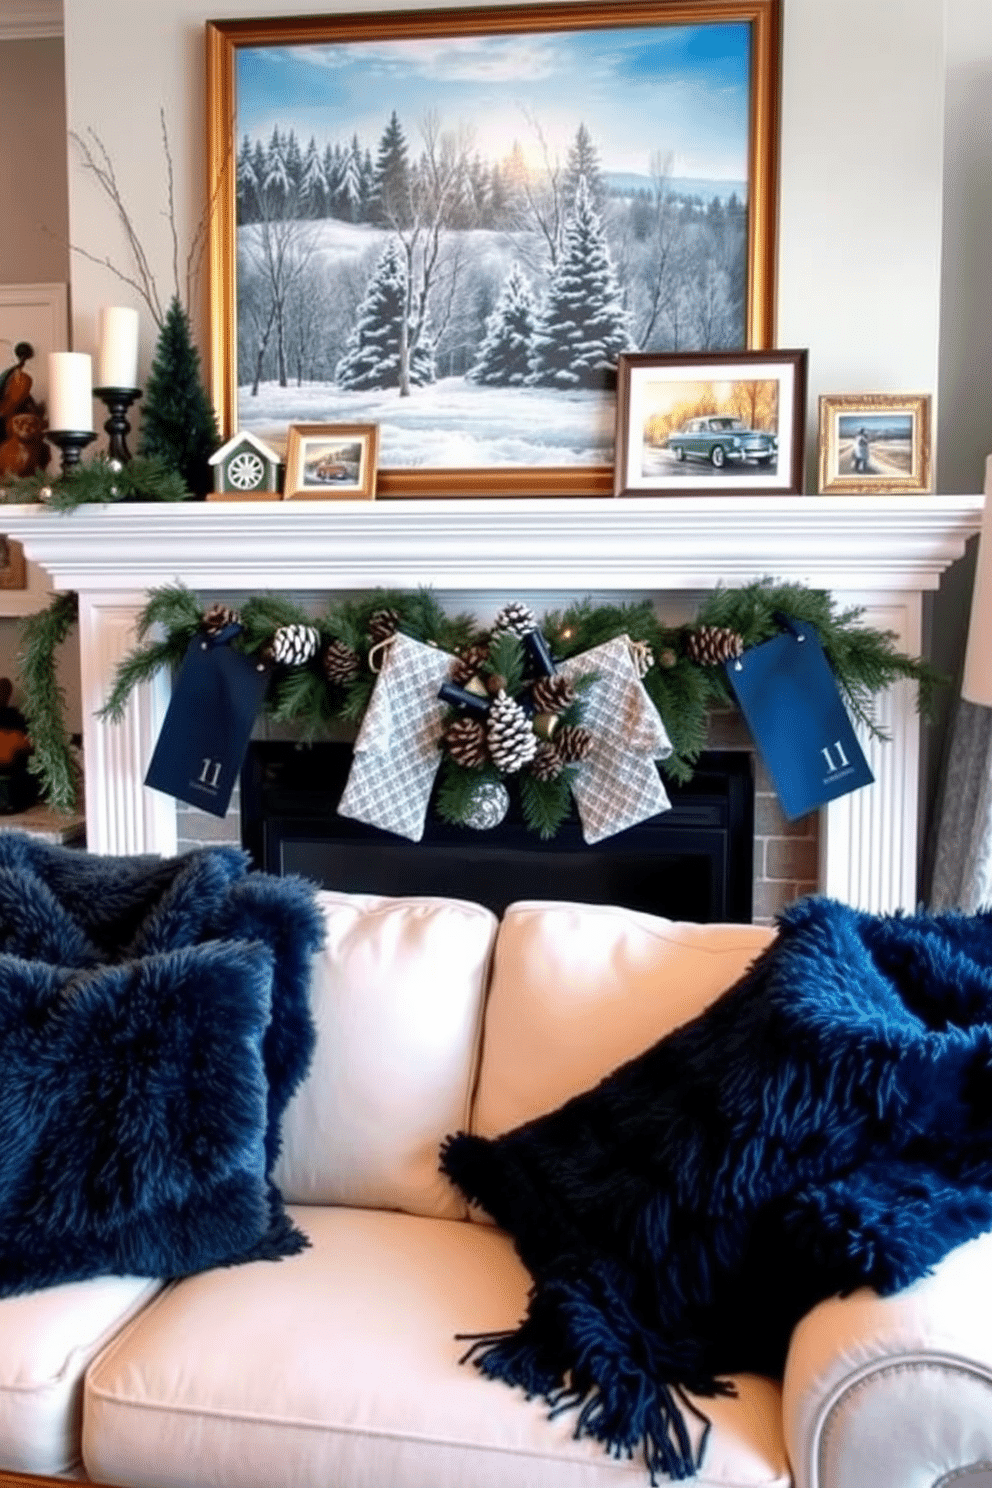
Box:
[45,430,97,477]
[94,386,142,464]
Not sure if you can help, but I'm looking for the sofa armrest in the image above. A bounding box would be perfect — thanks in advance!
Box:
[782,1228,992,1488]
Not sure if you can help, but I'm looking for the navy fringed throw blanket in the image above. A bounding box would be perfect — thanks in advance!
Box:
[0,832,323,1296]
[441,896,992,1481]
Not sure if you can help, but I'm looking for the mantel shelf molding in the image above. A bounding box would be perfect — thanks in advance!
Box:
[0,493,982,594]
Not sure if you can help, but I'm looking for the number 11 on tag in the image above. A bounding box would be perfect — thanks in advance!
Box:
[198,758,223,790]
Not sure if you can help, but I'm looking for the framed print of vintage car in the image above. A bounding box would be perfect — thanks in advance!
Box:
[283,422,379,499]
[613,348,807,496]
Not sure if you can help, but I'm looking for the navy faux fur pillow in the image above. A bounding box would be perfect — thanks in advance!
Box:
[0,834,325,1295]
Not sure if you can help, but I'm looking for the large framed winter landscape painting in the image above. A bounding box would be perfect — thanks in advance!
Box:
[206,1,782,497]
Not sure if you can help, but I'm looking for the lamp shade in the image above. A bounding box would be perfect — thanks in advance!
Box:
[962,454,992,706]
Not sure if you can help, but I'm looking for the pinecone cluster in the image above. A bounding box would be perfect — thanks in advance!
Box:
[487,691,538,773]
[555,725,593,763]
[367,608,400,645]
[443,716,488,769]
[440,613,597,789]
[201,603,240,635]
[450,642,490,687]
[491,600,537,639]
[269,623,321,666]
[530,674,576,713]
[323,638,361,684]
[684,625,745,666]
[628,639,655,679]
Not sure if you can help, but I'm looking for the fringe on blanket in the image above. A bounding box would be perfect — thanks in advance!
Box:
[457,1263,734,1484]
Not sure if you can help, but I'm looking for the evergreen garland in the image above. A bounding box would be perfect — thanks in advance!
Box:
[100,583,203,721]
[692,580,943,735]
[17,592,81,812]
[519,768,578,841]
[0,455,192,509]
[20,581,944,825]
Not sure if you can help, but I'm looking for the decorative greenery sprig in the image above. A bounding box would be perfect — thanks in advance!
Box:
[18,593,81,812]
[0,455,192,509]
[693,579,944,736]
[18,580,945,819]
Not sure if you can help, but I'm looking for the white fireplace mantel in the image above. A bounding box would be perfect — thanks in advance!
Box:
[1,492,984,912]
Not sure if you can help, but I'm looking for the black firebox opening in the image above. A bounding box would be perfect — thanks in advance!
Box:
[240,742,754,923]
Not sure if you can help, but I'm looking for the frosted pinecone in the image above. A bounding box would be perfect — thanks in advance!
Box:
[202,603,240,635]
[323,638,361,684]
[270,623,321,666]
[443,716,488,769]
[684,625,745,666]
[531,674,575,714]
[628,639,655,678]
[555,725,594,764]
[530,741,564,782]
[367,608,400,645]
[491,600,537,639]
[487,690,539,773]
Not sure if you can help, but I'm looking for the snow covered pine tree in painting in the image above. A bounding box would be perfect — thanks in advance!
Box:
[233,27,750,472]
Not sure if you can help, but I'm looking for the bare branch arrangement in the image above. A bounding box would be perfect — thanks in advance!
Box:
[69,109,230,324]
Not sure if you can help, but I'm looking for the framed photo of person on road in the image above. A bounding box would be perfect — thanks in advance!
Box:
[817,393,932,493]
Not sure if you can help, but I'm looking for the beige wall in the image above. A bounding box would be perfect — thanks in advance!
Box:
[0,37,69,285]
[59,0,950,491]
[938,0,992,496]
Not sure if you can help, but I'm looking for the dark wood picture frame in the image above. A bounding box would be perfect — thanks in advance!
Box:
[614,348,807,496]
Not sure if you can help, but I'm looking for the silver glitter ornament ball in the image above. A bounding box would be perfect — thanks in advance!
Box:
[463,779,510,831]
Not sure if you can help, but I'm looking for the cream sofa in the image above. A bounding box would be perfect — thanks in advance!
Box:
[3,890,992,1488]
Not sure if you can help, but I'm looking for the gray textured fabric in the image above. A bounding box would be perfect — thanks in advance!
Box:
[929,698,992,911]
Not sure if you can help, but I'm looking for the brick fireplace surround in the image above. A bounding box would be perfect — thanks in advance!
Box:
[1,493,983,917]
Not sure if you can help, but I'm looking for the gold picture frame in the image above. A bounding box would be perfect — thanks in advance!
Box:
[283,423,379,500]
[206,1,782,498]
[817,394,932,494]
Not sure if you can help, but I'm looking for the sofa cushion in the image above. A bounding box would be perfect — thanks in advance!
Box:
[0,1273,159,1475]
[472,900,775,1138]
[273,892,497,1219]
[82,1205,789,1488]
[0,939,305,1293]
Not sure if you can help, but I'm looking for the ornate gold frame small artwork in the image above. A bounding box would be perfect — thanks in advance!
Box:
[818,393,932,494]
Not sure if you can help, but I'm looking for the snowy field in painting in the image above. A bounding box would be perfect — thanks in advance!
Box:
[237,377,615,468]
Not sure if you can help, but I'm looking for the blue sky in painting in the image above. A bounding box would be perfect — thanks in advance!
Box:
[236,21,750,183]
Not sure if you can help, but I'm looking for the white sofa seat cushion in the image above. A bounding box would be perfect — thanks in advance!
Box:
[274,891,497,1219]
[782,1227,992,1488]
[83,1205,789,1488]
[472,900,775,1138]
[0,1274,159,1476]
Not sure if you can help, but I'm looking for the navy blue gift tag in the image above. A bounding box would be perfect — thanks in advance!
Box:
[724,617,873,820]
[145,631,271,817]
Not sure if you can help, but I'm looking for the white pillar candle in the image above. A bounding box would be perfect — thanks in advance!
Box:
[47,352,94,432]
[96,306,140,389]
